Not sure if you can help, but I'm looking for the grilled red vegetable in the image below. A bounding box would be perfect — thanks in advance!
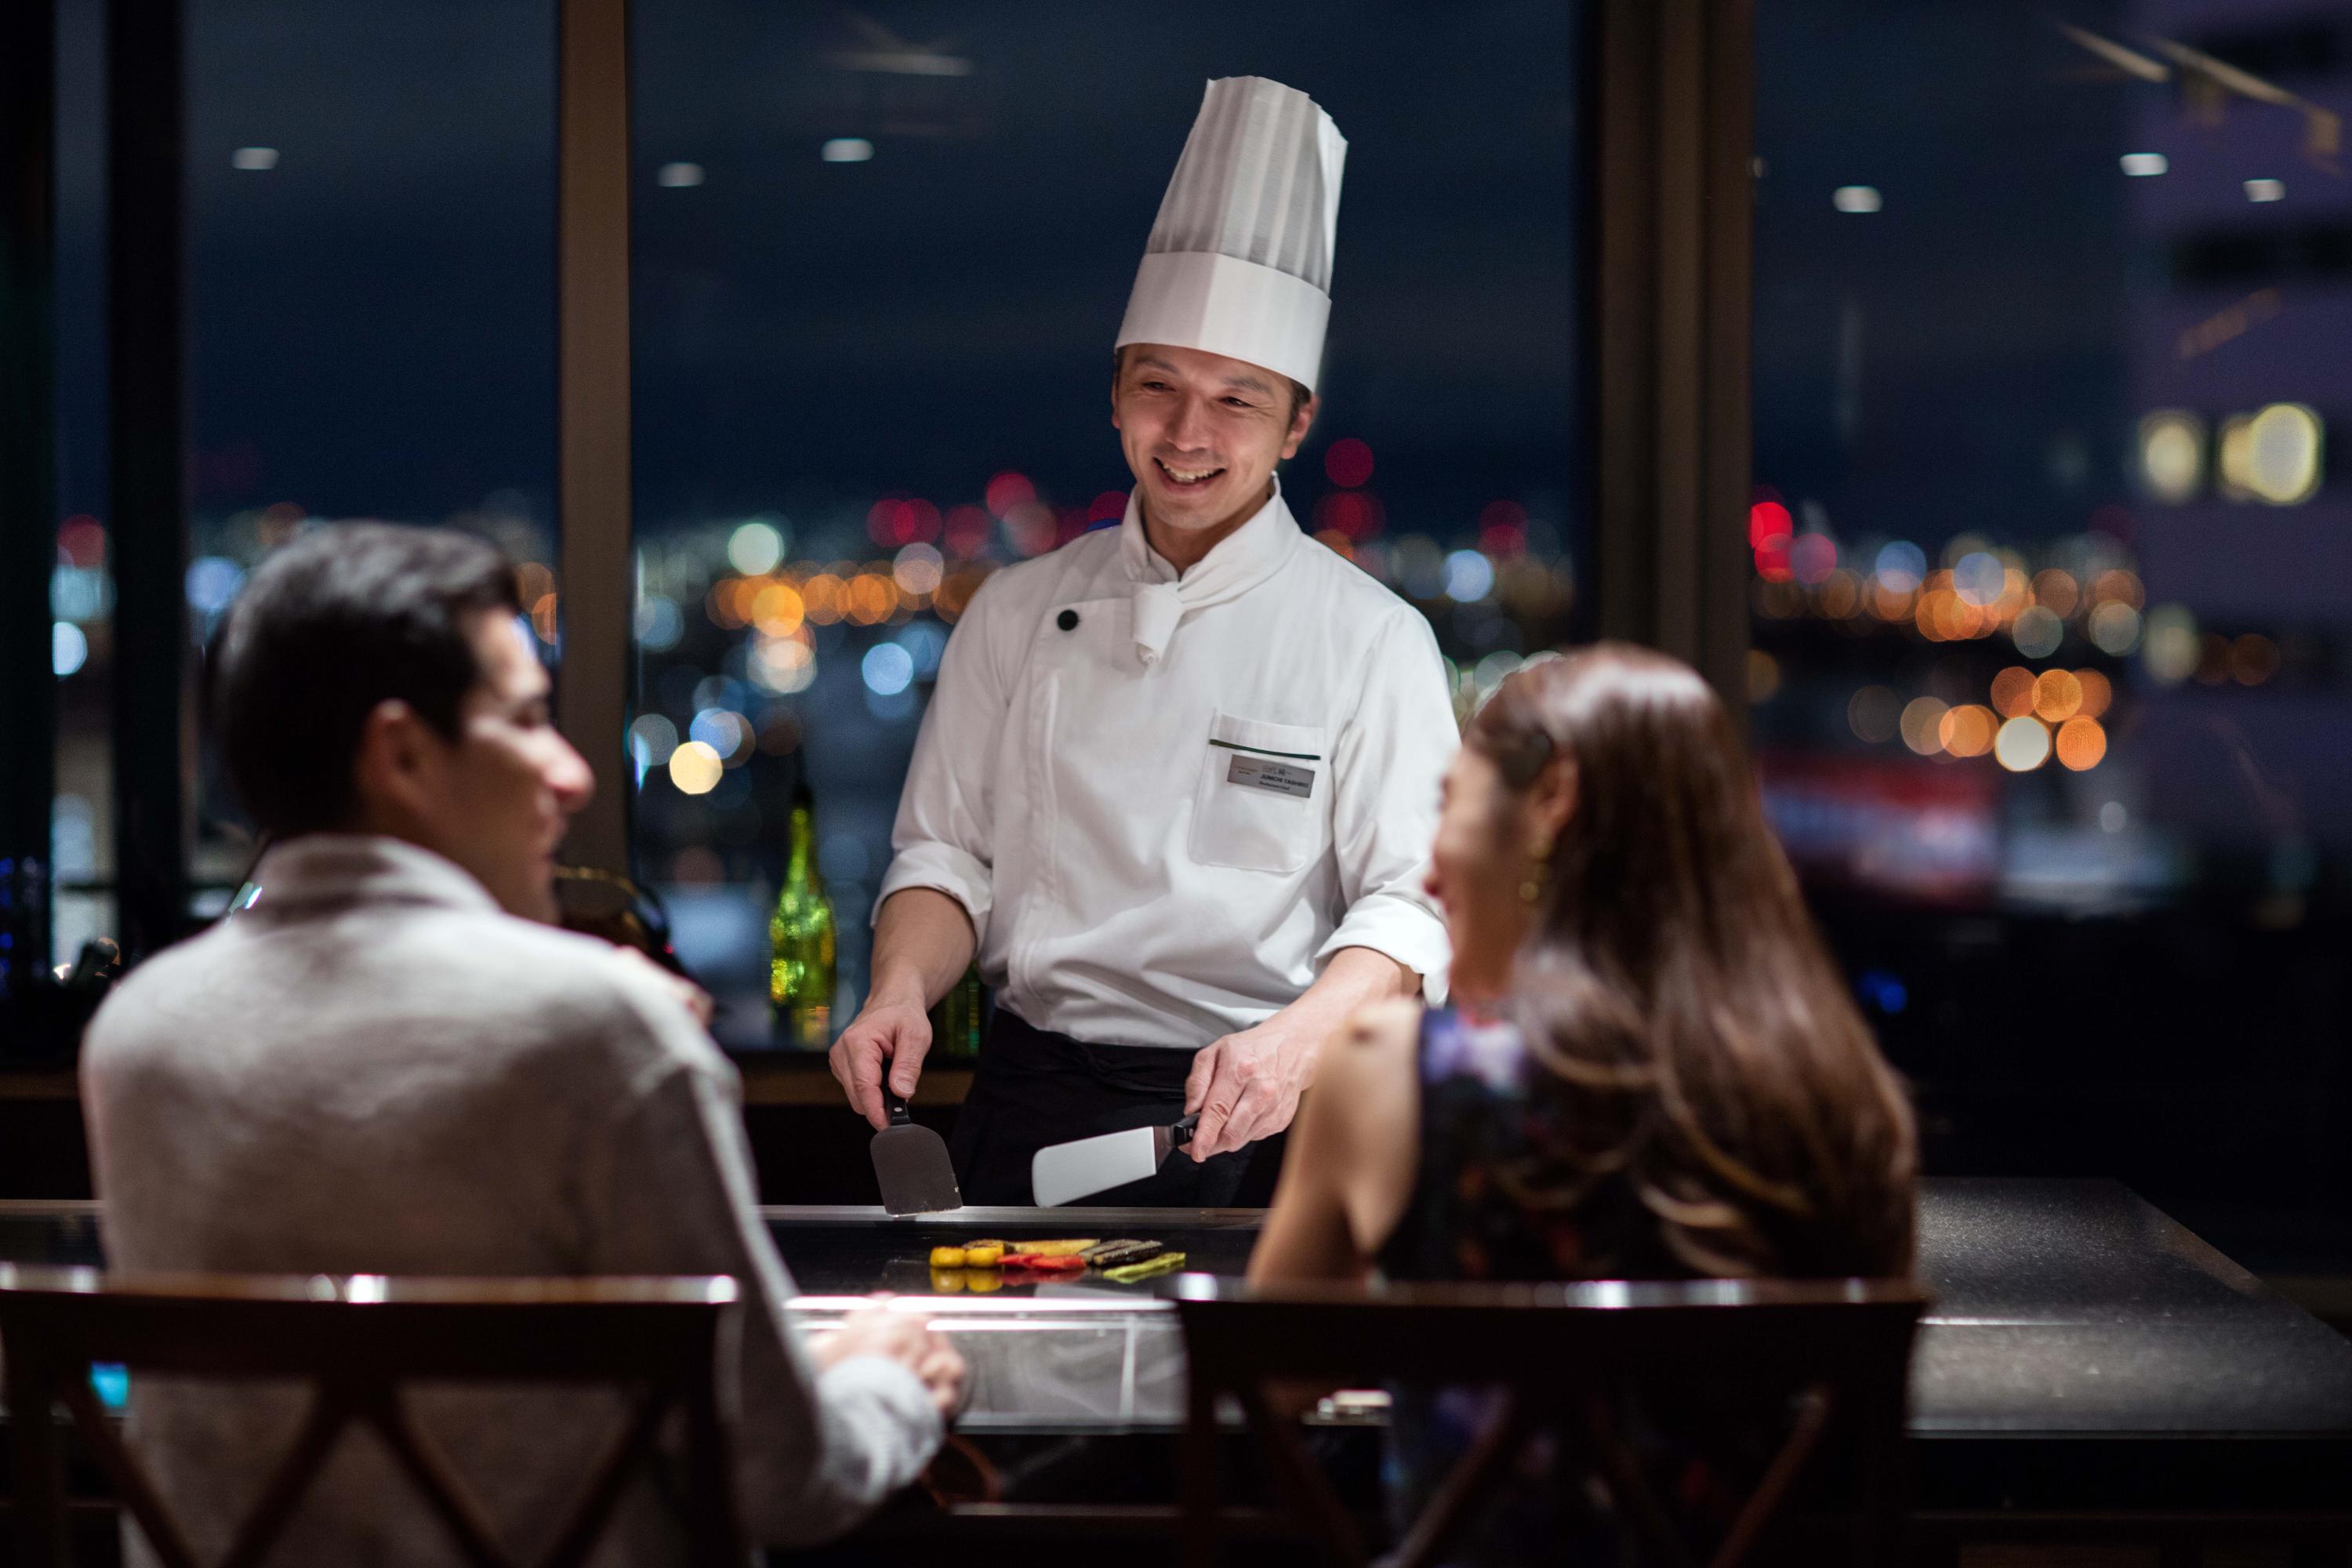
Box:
[998,1251,1087,1272]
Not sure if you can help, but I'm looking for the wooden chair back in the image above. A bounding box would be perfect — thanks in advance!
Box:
[0,1265,746,1568]
[1173,1275,1926,1568]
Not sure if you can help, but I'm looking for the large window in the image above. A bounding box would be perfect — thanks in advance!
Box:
[1752,0,2352,1259]
[180,0,561,909]
[48,0,110,971]
[27,0,558,1014]
[628,3,1587,1046]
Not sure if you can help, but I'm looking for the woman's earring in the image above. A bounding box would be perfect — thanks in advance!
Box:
[1519,837,1554,906]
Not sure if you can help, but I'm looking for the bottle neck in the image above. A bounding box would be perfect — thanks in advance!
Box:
[786,807,814,882]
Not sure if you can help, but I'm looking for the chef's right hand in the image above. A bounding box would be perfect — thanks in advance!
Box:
[829,996,932,1130]
[809,1307,967,1420]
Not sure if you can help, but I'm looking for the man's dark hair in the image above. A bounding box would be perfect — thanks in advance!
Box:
[209,522,521,838]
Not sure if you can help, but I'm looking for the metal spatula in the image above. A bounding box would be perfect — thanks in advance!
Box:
[870,1091,962,1215]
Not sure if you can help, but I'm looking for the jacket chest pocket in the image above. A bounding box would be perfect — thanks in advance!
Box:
[1188,712,1327,874]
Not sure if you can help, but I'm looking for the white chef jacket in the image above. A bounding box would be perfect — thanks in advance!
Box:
[877,480,1457,1050]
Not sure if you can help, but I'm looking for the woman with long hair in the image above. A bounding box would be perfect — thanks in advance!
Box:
[1248,643,1916,1561]
[1253,639,1915,1287]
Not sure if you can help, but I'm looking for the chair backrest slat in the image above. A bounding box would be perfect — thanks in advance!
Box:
[0,1269,746,1568]
[1174,1278,1924,1568]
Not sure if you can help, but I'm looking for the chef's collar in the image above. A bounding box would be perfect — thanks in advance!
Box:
[1115,479,1308,662]
[1118,479,1304,665]
[242,833,504,919]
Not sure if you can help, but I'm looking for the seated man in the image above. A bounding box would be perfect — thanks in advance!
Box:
[83,522,962,1563]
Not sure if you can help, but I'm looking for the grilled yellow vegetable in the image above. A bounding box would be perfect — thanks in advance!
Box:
[962,1243,1004,1268]
[928,1246,967,1269]
[1011,1238,1099,1258]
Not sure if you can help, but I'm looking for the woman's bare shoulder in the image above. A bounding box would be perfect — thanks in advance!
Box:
[1336,997,1422,1057]
[1309,999,1421,1130]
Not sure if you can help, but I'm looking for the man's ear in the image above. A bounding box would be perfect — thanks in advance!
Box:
[1280,392,1318,461]
[349,699,436,827]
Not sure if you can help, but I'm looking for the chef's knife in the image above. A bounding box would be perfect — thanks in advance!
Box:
[1031,1114,1199,1207]
[870,1091,962,1215]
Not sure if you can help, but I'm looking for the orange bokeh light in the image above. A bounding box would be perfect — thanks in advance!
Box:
[1990,667,2037,718]
[847,573,898,625]
[2031,569,2080,619]
[2032,669,2085,723]
[2055,717,2107,771]
[1817,570,1862,619]
[750,580,805,636]
[801,574,845,625]
[2230,633,2280,686]
[1938,704,1998,758]
[2089,569,2145,611]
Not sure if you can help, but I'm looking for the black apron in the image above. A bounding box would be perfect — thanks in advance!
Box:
[949,1008,1286,1207]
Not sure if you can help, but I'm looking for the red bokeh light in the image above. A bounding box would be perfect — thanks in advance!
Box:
[57,515,106,568]
[1323,437,1374,489]
[1001,502,1055,557]
[867,498,942,547]
[1313,490,1386,541]
[985,471,1036,518]
[1479,499,1527,534]
[1089,489,1129,523]
[1480,522,1526,557]
[1748,500,1793,552]
[942,504,992,557]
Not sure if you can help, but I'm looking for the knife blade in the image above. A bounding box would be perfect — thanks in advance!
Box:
[1030,1114,1199,1207]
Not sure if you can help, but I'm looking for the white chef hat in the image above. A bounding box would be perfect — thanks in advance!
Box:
[1115,77,1347,395]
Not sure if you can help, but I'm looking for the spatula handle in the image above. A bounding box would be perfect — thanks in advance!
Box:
[1170,1112,1200,1147]
[884,1090,914,1128]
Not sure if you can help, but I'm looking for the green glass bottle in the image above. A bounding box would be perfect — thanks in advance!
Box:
[928,963,985,1060]
[769,791,837,1050]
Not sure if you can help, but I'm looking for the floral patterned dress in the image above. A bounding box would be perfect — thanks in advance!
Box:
[1371,1007,1751,1566]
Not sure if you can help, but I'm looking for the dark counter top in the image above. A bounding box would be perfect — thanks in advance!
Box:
[1912,1178,2352,1435]
[7,1179,2351,1510]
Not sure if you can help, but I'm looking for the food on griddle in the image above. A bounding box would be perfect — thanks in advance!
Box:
[929,1246,967,1269]
[962,1243,1004,1268]
[999,1251,1087,1272]
[1008,1238,1098,1258]
[1102,1250,1185,1283]
[1079,1240,1164,1268]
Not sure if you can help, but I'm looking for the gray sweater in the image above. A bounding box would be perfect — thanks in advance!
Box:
[82,835,940,1565]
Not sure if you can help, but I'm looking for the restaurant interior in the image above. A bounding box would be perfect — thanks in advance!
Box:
[3,0,2351,1563]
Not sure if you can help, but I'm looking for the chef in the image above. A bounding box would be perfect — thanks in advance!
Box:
[829,76,1458,1204]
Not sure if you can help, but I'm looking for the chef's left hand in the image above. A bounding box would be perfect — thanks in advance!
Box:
[1183,1014,1319,1161]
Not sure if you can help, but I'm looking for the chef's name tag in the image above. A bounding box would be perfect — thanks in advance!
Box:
[1226,753,1316,799]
